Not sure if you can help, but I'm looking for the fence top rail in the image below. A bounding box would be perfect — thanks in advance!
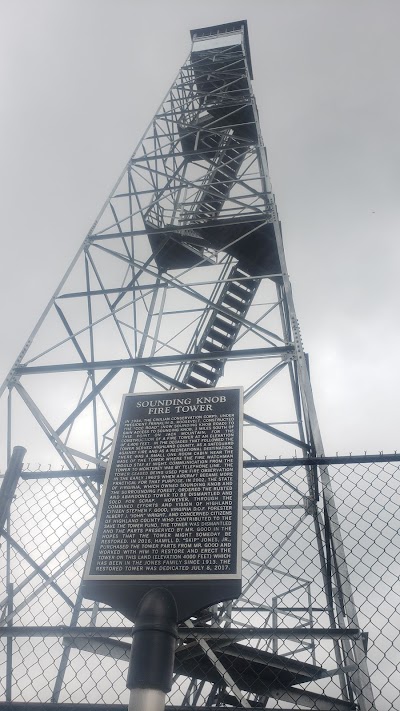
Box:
[15,452,400,480]
[0,626,364,641]
[245,453,400,467]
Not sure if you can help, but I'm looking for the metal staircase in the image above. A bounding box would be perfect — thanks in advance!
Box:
[184,265,260,389]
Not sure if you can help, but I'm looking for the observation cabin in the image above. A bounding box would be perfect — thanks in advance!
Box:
[145,20,281,280]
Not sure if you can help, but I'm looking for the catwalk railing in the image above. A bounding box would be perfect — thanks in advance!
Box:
[0,453,399,710]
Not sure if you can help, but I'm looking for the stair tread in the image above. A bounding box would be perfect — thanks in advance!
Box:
[208,328,234,347]
[192,364,220,379]
[202,341,225,352]
[222,294,247,311]
[188,376,212,388]
[214,317,239,335]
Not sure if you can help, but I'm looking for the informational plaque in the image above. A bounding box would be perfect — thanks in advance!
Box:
[82,387,242,621]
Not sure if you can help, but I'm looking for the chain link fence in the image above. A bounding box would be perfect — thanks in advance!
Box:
[0,456,399,710]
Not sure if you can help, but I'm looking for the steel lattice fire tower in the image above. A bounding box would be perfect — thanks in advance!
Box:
[0,21,376,711]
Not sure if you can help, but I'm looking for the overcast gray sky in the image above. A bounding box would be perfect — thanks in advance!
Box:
[1,0,399,456]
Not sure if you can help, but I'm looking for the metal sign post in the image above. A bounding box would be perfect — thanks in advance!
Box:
[126,588,178,711]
